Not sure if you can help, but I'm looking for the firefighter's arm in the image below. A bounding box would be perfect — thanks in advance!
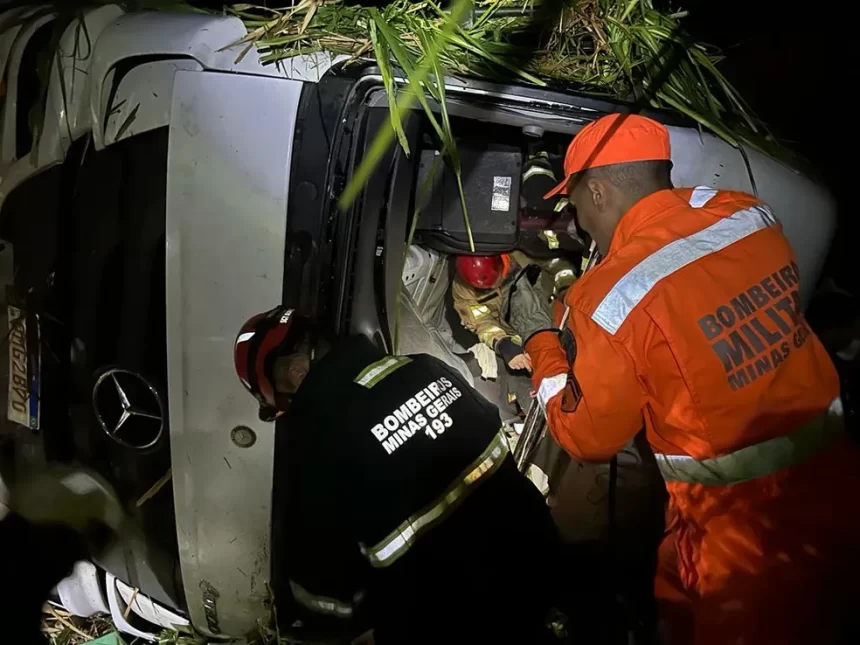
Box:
[525,308,643,462]
[540,257,578,297]
[452,280,511,349]
[281,442,367,635]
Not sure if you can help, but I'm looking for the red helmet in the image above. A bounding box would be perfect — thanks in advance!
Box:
[456,254,510,290]
[234,306,309,415]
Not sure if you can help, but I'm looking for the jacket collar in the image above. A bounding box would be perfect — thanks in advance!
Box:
[606,188,684,254]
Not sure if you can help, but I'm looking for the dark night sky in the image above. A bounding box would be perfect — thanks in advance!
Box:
[681,1,856,291]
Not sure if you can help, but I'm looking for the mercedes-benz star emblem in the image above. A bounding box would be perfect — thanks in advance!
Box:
[92,368,165,450]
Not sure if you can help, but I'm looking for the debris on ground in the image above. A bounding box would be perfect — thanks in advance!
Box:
[41,605,115,645]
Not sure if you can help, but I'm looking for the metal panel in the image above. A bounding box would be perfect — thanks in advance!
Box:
[0,11,56,166]
[0,6,122,208]
[89,12,344,150]
[166,70,300,637]
[102,59,203,146]
[37,5,124,161]
[668,126,836,307]
[0,6,40,165]
[56,561,110,618]
[743,152,836,308]
[115,577,190,630]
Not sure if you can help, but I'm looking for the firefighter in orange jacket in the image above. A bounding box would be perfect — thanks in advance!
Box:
[512,113,860,644]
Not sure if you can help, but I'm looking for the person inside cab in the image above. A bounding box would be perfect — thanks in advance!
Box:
[452,252,574,412]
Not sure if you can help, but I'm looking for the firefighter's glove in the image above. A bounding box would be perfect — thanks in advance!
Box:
[468,343,498,380]
[9,465,124,556]
[497,338,532,372]
[504,274,556,343]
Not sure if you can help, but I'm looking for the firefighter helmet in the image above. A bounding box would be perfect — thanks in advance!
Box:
[234,306,309,416]
[456,255,510,290]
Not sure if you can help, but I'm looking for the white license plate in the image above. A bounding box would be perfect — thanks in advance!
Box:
[7,305,40,430]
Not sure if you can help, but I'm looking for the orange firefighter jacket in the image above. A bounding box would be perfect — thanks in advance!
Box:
[526,187,858,630]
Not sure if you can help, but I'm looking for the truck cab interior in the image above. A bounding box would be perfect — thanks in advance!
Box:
[402,117,584,415]
[325,81,596,419]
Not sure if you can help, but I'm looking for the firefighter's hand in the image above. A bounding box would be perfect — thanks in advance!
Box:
[504,272,555,342]
[508,353,533,373]
[9,465,123,554]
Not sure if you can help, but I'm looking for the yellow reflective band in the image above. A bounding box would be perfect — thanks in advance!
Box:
[553,269,575,294]
[655,399,844,486]
[523,165,556,182]
[554,269,574,284]
[478,325,506,345]
[554,198,569,212]
[289,581,354,618]
[542,230,560,249]
[355,356,412,388]
[361,431,510,568]
[470,305,491,319]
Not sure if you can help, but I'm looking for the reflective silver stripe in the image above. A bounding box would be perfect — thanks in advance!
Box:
[655,399,844,486]
[289,581,354,618]
[537,373,567,413]
[689,185,718,208]
[591,205,776,335]
[361,430,509,568]
[355,356,412,388]
[235,331,255,344]
[559,304,571,329]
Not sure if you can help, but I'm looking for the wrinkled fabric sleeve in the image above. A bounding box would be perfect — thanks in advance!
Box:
[279,429,368,632]
[497,338,524,364]
[525,307,644,462]
[539,258,578,297]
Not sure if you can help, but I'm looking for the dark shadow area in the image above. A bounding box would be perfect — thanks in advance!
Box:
[683,0,854,292]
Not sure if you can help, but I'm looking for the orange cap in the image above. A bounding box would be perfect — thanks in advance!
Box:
[544,113,670,199]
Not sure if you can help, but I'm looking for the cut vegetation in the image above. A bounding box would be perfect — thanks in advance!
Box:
[225,0,778,212]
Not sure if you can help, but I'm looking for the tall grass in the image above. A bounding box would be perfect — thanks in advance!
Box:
[228,0,777,216]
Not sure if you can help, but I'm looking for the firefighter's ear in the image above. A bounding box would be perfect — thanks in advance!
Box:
[584,175,607,212]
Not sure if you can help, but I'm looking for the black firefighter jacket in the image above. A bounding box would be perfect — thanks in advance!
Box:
[271,335,558,644]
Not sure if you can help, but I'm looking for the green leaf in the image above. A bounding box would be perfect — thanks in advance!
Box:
[81,632,125,645]
[370,20,410,156]
[340,0,473,210]
[446,31,545,86]
[423,32,474,251]
[337,87,415,209]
